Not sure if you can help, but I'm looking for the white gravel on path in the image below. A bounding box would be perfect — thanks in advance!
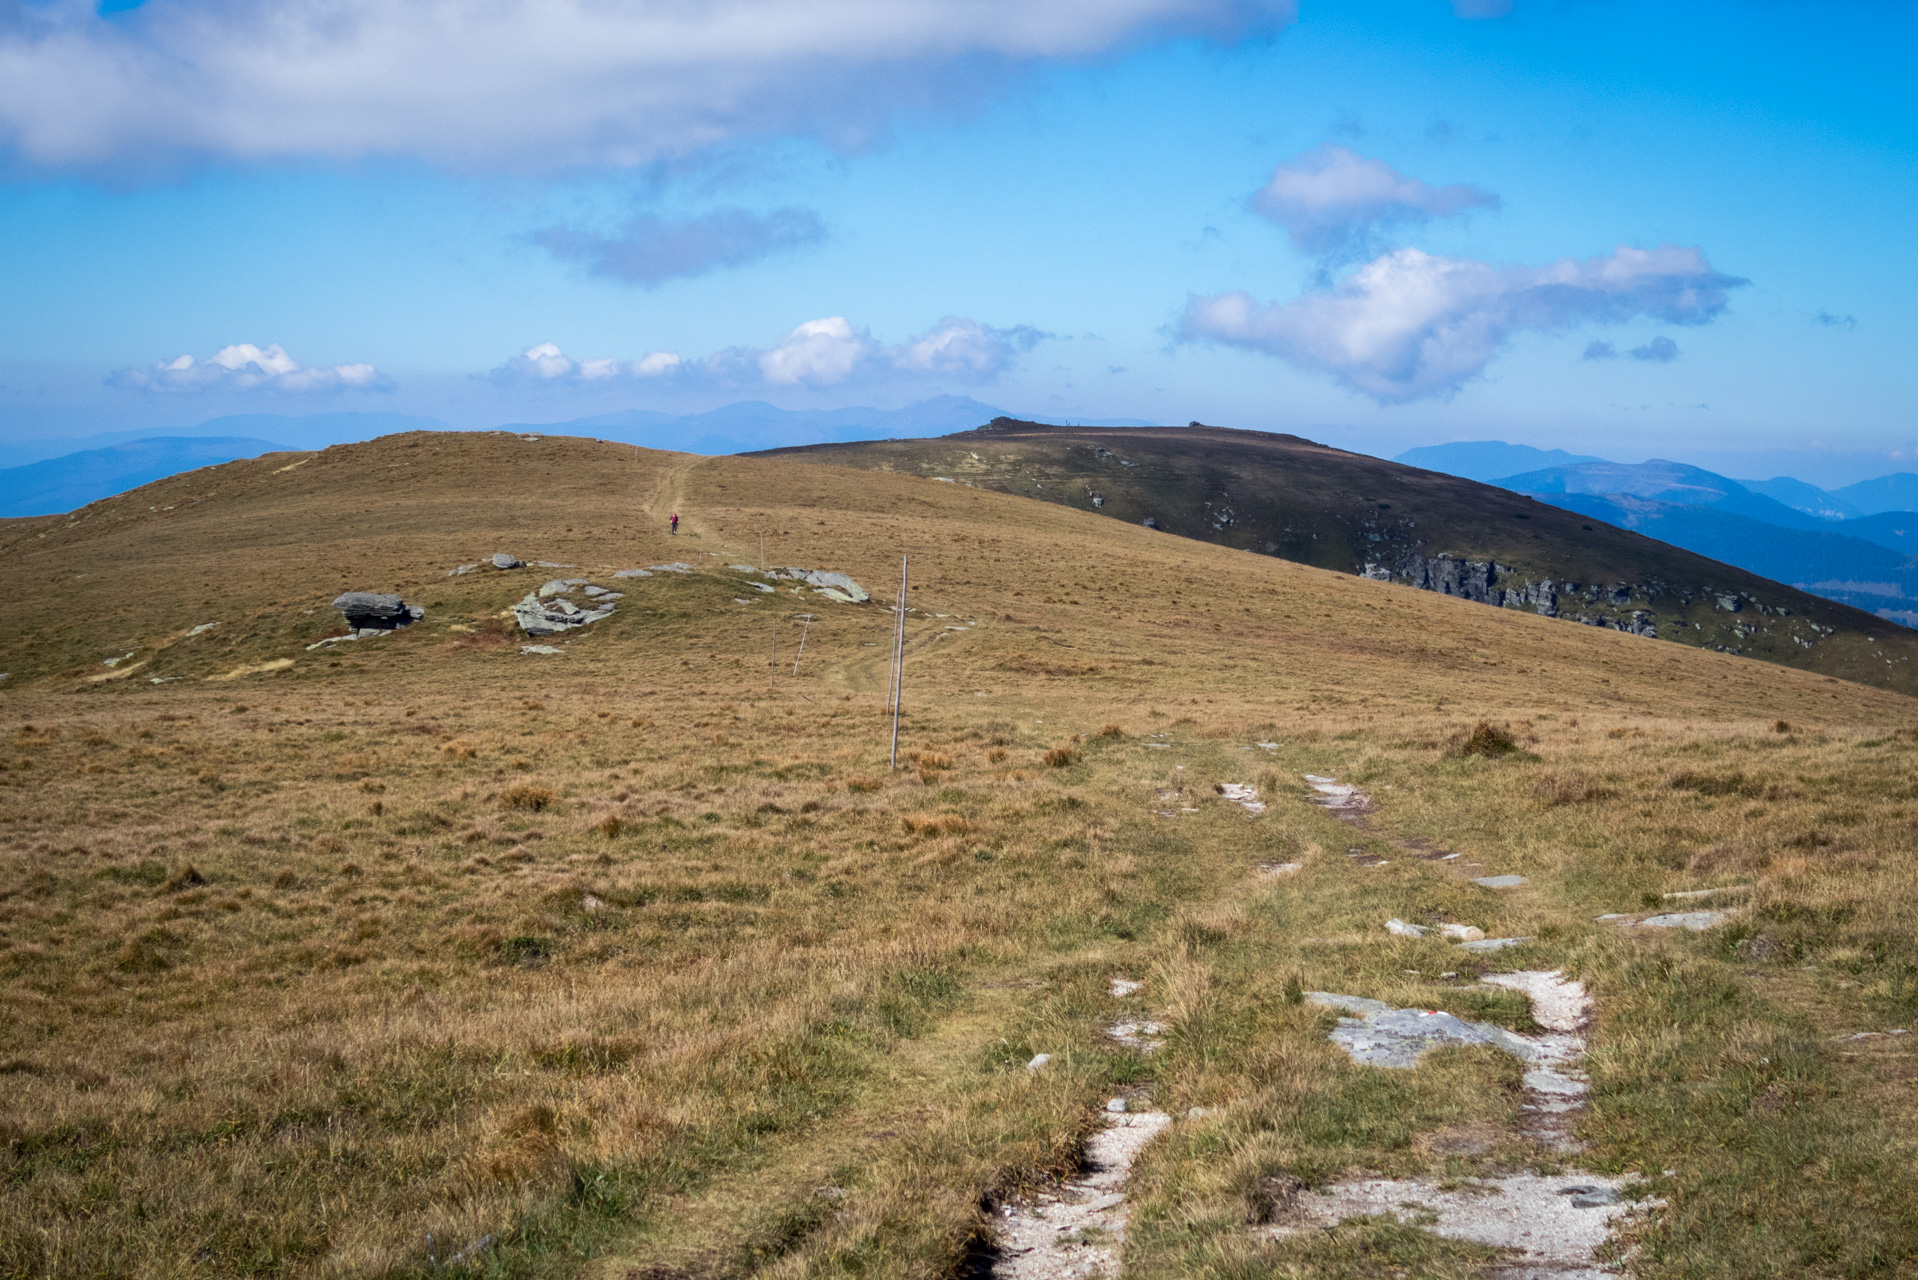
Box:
[996,1110,1172,1280]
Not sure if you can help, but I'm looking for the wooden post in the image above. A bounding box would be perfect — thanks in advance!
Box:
[791,617,811,676]
[769,616,776,690]
[890,555,907,770]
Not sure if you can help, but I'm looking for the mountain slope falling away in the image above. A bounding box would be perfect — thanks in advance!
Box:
[755,419,1918,694]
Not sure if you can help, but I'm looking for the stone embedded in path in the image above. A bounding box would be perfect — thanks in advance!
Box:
[1388,920,1486,940]
[1458,936,1533,953]
[1632,909,1738,931]
[1664,885,1748,900]
[1258,862,1303,877]
[1217,782,1265,813]
[1106,1020,1167,1052]
[1474,874,1529,888]
[613,568,653,578]
[521,645,562,655]
[1268,1172,1647,1276]
[1307,993,1537,1069]
[447,563,479,576]
[1109,977,1143,997]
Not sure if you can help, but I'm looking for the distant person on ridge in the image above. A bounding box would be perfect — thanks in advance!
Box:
[670,513,679,535]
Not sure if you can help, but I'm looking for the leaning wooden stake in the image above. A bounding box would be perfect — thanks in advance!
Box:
[889,555,908,770]
[791,617,811,676]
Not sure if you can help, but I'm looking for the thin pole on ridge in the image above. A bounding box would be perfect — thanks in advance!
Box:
[792,617,811,676]
[889,555,907,770]
[770,616,776,690]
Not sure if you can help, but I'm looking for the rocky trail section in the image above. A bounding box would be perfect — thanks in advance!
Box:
[1295,973,1654,1275]
[995,1107,1172,1280]
[992,978,1170,1280]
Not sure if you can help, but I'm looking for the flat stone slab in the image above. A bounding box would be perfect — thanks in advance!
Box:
[1306,993,1537,1069]
[1458,936,1533,952]
[1474,875,1529,888]
[1637,910,1737,930]
[1269,1172,1647,1275]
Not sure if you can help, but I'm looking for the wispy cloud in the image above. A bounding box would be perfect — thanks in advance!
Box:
[1582,340,1618,361]
[1813,309,1858,329]
[1629,335,1679,362]
[489,316,1048,390]
[1251,146,1499,258]
[1180,243,1744,402]
[0,0,1295,173]
[108,344,392,394]
[535,207,826,287]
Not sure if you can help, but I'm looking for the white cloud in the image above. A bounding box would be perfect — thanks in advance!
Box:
[489,315,1046,389]
[493,342,683,385]
[108,343,392,394]
[1629,335,1679,362]
[756,317,875,386]
[1252,146,1499,257]
[0,0,1294,172]
[1180,243,1745,402]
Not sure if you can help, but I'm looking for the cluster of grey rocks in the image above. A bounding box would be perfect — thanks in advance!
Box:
[729,565,870,603]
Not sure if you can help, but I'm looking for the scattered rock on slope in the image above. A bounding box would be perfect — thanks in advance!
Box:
[331,592,422,632]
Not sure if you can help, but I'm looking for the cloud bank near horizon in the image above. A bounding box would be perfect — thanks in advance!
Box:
[0,0,1295,173]
[1181,244,1744,402]
[490,315,1049,390]
[108,344,392,395]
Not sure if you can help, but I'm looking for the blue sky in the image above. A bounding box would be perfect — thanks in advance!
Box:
[1,0,1912,484]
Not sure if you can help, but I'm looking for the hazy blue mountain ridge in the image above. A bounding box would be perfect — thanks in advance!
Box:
[1493,460,1834,530]
[1393,440,1603,483]
[0,437,289,518]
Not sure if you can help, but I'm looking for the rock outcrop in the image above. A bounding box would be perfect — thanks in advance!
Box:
[1364,553,1661,639]
[738,566,872,603]
[512,593,614,637]
[331,592,422,632]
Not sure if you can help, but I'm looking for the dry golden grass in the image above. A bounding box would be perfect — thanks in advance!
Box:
[1,433,1916,1278]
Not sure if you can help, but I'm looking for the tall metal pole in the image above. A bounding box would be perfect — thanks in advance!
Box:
[890,555,907,770]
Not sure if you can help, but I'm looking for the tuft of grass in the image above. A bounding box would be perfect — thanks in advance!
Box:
[1043,746,1079,768]
[501,783,556,811]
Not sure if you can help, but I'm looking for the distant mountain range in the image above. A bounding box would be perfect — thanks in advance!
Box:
[0,437,289,519]
[1398,443,1918,628]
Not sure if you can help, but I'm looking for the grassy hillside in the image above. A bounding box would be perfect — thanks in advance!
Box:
[754,420,1918,695]
[3,430,1918,1280]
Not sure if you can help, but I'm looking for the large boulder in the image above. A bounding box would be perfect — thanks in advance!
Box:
[491,552,524,570]
[332,592,420,631]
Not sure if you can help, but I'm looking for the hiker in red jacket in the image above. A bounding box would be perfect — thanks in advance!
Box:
[669,513,679,535]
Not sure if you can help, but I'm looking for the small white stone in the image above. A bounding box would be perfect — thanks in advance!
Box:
[1026,1053,1051,1071]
